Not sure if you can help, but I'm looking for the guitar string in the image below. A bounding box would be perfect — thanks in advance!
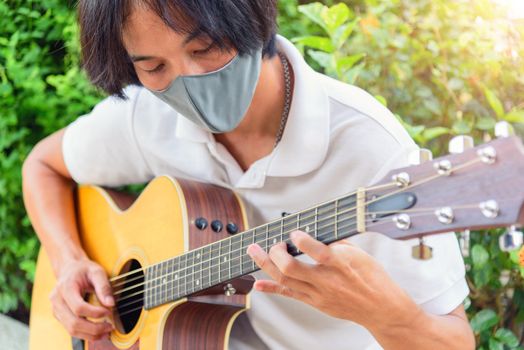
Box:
[110,156,482,294]
[108,180,400,284]
[113,202,484,309]
[114,201,492,318]
[109,196,360,289]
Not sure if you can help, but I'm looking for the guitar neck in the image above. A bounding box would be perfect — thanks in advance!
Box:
[144,192,361,309]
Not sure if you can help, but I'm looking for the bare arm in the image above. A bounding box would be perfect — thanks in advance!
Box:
[22,129,114,341]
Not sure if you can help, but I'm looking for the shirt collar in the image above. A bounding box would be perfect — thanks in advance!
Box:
[174,35,330,179]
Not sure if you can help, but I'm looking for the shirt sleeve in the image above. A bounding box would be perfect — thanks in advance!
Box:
[62,86,154,187]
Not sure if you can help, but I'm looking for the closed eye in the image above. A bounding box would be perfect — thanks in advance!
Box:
[144,64,165,75]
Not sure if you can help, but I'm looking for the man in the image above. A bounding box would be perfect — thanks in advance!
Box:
[22,0,475,348]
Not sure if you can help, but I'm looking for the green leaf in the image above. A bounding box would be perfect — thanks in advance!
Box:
[333,18,359,49]
[476,117,496,131]
[489,338,504,350]
[292,36,334,53]
[321,3,351,34]
[504,110,524,124]
[483,86,505,118]
[298,3,329,34]
[472,244,489,267]
[336,53,366,73]
[452,120,472,134]
[307,50,334,70]
[494,328,519,347]
[375,95,388,107]
[463,297,471,310]
[422,127,450,141]
[470,309,499,333]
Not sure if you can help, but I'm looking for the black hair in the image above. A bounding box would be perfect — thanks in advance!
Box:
[78,0,278,98]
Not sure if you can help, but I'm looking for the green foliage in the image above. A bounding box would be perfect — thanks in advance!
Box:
[0,0,102,313]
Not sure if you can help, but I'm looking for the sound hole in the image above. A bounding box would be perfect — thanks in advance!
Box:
[114,259,144,334]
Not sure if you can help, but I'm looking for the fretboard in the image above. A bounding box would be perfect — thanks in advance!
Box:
[143,192,360,309]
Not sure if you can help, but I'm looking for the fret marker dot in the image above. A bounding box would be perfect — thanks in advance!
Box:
[175,274,178,280]
[196,280,200,286]
[197,253,200,259]
[273,238,277,244]
[306,226,310,232]
[162,277,167,285]
[223,257,227,262]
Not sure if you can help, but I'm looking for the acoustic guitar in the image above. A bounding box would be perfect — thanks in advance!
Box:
[29,133,524,350]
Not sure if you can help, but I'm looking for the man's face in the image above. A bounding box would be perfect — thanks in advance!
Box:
[122,5,237,91]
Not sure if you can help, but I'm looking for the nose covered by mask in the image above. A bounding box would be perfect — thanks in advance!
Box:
[149,48,263,133]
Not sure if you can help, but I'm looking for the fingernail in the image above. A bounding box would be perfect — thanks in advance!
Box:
[247,244,260,258]
[105,296,115,306]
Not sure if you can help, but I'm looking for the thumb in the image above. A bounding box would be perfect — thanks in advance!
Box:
[88,267,115,307]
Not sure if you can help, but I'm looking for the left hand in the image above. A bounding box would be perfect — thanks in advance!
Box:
[247,230,422,330]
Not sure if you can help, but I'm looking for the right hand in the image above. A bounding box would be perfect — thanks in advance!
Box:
[50,258,115,341]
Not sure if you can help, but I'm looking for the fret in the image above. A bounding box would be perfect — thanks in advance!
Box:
[187,251,195,295]
[298,209,316,237]
[253,227,266,251]
[230,234,242,278]
[180,253,188,297]
[152,263,158,308]
[282,214,297,241]
[144,266,151,309]
[334,200,338,240]
[210,242,220,285]
[267,221,281,246]
[317,201,337,244]
[172,256,180,300]
[314,207,318,240]
[166,259,172,302]
[241,231,254,273]
[163,260,168,304]
[201,245,211,289]
[194,248,202,292]
[219,240,230,282]
[337,194,358,240]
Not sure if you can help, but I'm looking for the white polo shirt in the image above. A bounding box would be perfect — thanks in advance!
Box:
[62,35,468,350]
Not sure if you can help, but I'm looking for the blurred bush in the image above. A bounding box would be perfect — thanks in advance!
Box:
[1,1,523,348]
[0,0,100,314]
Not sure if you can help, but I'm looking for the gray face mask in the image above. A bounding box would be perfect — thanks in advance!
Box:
[149,48,263,133]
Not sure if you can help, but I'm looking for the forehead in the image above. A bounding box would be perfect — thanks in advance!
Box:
[122,5,193,56]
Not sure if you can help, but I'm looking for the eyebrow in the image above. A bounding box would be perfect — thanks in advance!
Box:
[129,31,205,63]
[130,55,156,62]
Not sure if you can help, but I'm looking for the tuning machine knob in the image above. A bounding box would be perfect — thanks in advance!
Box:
[499,226,523,252]
[495,121,515,138]
[412,237,433,260]
[408,148,433,166]
[449,135,474,154]
[458,230,470,257]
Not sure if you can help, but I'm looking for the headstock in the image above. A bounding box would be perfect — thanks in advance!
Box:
[365,124,524,261]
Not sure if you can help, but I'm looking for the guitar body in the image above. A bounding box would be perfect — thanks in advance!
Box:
[29,176,252,350]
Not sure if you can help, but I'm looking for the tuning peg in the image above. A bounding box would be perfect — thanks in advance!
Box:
[412,237,433,260]
[495,121,515,138]
[458,230,470,257]
[408,148,433,166]
[449,135,474,154]
[498,226,523,252]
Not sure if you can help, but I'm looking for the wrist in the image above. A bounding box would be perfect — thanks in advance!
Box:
[54,247,89,276]
[366,293,426,337]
